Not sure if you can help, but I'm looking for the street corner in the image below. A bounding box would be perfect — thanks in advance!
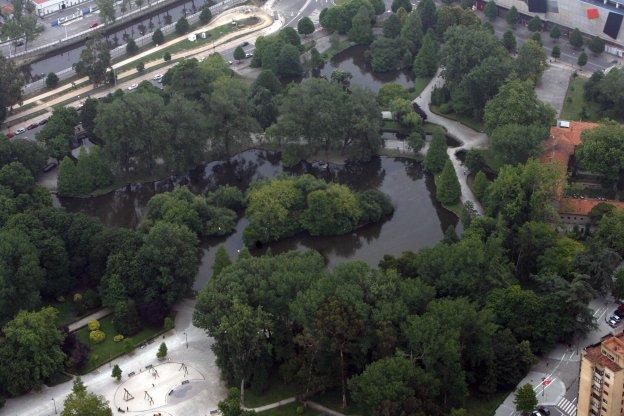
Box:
[527,372,566,406]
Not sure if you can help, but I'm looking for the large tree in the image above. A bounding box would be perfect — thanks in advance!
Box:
[205,76,259,157]
[576,122,624,183]
[74,33,111,85]
[483,79,555,133]
[61,377,112,416]
[0,308,66,395]
[137,221,200,307]
[489,123,548,165]
[0,228,43,323]
[412,29,439,77]
[441,25,507,87]
[515,39,547,82]
[0,53,25,123]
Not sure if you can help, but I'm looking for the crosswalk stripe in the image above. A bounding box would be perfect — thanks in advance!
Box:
[556,397,577,416]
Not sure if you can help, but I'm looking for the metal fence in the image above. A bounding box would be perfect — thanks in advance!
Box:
[22,0,245,95]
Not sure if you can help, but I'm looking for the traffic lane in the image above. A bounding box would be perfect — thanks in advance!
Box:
[5,15,271,135]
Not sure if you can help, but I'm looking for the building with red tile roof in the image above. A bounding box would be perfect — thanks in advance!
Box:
[542,121,624,230]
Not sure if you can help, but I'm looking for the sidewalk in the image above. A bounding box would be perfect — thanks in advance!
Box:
[3,6,273,129]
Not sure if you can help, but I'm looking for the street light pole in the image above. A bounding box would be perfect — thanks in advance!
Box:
[51,398,57,414]
[185,331,188,348]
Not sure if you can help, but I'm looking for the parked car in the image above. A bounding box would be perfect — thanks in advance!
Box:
[127,83,138,91]
[535,407,551,416]
[227,60,233,65]
[38,118,48,126]
[15,127,26,135]
[241,41,249,46]
[153,74,163,82]
[90,22,99,28]
[26,123,38,130]
[609,316,621,328]
[5,132,14,139]
[245,52,253,58]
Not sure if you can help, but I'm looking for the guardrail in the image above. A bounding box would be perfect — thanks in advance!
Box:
[22,0,245,95]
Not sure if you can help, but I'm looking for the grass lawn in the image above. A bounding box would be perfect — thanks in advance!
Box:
[423,122,447,136]
[560,75,603,121]
[75,315,165,374]
[243,378,302,408]
[257,402,318,416]
[321,40,355,59]
[464,390,511,416]
[410,77,432,99]
[430,105,485,132]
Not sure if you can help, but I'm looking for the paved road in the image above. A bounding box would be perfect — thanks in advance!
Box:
[414,72,487,214]
[495,297,617,416]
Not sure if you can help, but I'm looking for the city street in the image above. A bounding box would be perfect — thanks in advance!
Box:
[495,297,618,416]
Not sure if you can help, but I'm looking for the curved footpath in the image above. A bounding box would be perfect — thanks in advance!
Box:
[414,72,488,215]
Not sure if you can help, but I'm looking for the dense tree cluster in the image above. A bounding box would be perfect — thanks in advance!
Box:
[267,78,381,163]
[196,186,600,414]
[243,174,393,246]
[0,149,202,397]
[576,122,624,184]
[584,69,624,121]
[145,186,237,238]
[251,28,303,78]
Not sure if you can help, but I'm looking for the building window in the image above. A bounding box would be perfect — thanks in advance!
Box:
[605,382,610,387]
[603,398,608,404]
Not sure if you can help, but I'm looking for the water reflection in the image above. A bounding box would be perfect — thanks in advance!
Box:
[59,149,460,289]
[319,44,414,93]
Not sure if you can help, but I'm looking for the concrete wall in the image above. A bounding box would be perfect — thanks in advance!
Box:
[494,0,624,49]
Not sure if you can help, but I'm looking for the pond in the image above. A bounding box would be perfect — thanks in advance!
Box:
[58,149,460,289]
[319,44,413,93]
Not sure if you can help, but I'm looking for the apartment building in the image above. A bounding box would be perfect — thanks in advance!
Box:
[578,333,624,416]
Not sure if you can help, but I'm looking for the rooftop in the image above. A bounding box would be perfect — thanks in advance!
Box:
[585,332,624,372]
[542,121,624,217]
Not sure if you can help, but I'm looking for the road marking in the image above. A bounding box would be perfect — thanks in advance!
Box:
[556,397,577,416]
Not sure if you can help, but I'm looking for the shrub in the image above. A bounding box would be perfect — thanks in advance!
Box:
[199,6,212,24]
[123,339,134,354]
[126,38,139,55]
[205,185,246,209]
[87,320,100,331]
[164,317,174,331]
[175,17,190,35]
[163,52,171,61]
[73,293,83,303]
[152,28,165,45]
[157,342,168,359]
[46,72,59,89]
[114,334,124,342]
[136,61,145,72]
[89,330,106,344]
[83,289,100,310]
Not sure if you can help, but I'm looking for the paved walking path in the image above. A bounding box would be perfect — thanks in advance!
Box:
[245,396,296,412]
[67,308,112,332]
[414,72,488,214]
[2,299,227,416]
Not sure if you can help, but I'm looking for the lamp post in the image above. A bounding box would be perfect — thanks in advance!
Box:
[51,398,57,414]
[185,331,188,348]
